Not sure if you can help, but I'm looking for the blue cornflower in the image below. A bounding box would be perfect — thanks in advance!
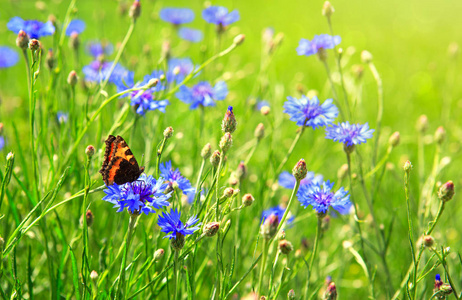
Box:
[160,8,195,25]
[261,205,294,225]
[296,34,341,57]
[202,6,240,26]
[65,19,86,36]
[0,136,5,151]
[256,100,270,111]
[178,27,203,43]
[278,171,323,189]
[297,180,351,214]
[176,81,228,109]
[283,95,338,128]
[157,208,201,239]
[102,174,171,215]
[86,40,114,58]
[82,60,131,84]
[7,17,55,39]
[57,111,69,124]
[0,47,19,68]
[160,161,195,195]
[325,122,374,146]
[167,58,195,83]
[115,71,169,116]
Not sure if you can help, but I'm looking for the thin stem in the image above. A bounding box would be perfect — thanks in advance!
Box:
[274,180,300,241]
[116,213,138,300]
[322,59,345,120]
[404,167,417,299]
[308,217,322,279]
[368,61,383,168]
[275,126,306,178]
[193,159,206,214]
[156,137,167,178]
[173,249,179,300]
[257,238,268,296]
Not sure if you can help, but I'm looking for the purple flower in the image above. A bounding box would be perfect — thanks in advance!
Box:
[157,209,201,239]
[297,180,351,214]
[202,6,240,26]
[178,27,203,42]
[65,19,86,36]
[57,111,69,124]
[160,161,195,195]
[283,95,338,128]
[82,60,131,84]
[176,81,228,109]
[167,58,195,83]
[278,171,323,189]
[261,205,294,225]
[256,100,270,111]
[160,8,195,25]
[296,34,341,56]
[0,136,5,151]
[7,17,55,39]
[325,122,374,146]
[86,40,114,58]
[0,47,19,68]
[102,174,171,215]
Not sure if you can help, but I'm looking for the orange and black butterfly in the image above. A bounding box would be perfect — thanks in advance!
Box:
[99,135,144,186]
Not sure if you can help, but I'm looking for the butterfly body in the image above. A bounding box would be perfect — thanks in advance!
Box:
[100,135,144,186]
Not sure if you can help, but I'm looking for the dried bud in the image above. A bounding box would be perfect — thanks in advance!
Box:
[210,150,221,167]
[233,34,245,45]
[219,132,233,153]
[403,160,412,172]
[90,270,99,281]
[171,233,185,250]
[85,145,95,158]
[323,282,337,300]
[361,50,373,63]
[86,210,94,227]
[29,39,40,52]
[163,126,174,139]
[67,70,79,86]
[201,143,212,159]
[204,222,220,237]
[278,239,294,254]
[222,106,237,133]
[416,115,429,133]
[236,162,247,179]
[242,193,254,207]
[223,187,234,198]
[260,214,279,240]
[322,1,335,18]
[438,180,454,202]
[337,164,348,180]
[388,131,400,147]
[287,289,296,300]
[422,235,435,248]
[254,123,265,140]
[434,126,446,144]
[154,248,165,261]
[16,30,29,49]
[292,159,307,182]
[129,0,141,20]
[147,78,159,88]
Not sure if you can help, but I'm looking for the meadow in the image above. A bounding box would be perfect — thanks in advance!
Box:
[0,0,461,299]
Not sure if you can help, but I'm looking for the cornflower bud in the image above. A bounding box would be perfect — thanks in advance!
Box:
[242,193,254,207]
[171,233,185,250]
[222,106,237,133]
[236,162,247,179]
[219,133,233,153]
[322,1,335,18]
[6,152,14,162]
[260,214,279,240]
[233,34,245,45]
[173,66,181,76]
[29,39,40,52]
[343,143,355,154]
[260,106,270,115]
[154,248,165,261]
[129,0,141,20]
[147,78,159,88]
[85,145,95,158]
[361,50,373,63]
[438,180,454,202]
[416,115,429,133]
[287,289,296,300]
[163,126,174,139]
[351,64,364,79]
[69,32,80,50]
[254,123,265,140]
[434,274,443,292]
[210,150,221,167]
[403,160,412,172]
[161,41,171,61]
[0,123,3,135]
[67,70,79,86]
[292,159,307,182]
[86,210,94,227]
[201,143,212,159]
[323,282,337,300]
[204,222,220,237]
[388,131,400,147]
[434,126,446,144]
[16,30,29,49]
[337,164,348,180]
[46,49,55,70]
[222,187,234,198]
[90,270,99,281]
[422,235,435,248]
[278,239,294,254]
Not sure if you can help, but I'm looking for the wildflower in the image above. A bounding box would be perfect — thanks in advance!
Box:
[129,0,141,20]
[204,222,220,237]
[102,174,171,215]
[157,208,201,239]
[210,150,221,167]
[0,47,19,68]
[7,17,55,39]
[322,1,335,18]
[254,123,265,140]
[434,126,446,144]
[219,132,233,153]
[278,171,323,189]
[288,290,296,300]
[176,81,228,109]
[28,39,40,52]
[86,40,114,58]
[154,249,165,261]
[416,114,429,133]
[178,27,203,42]
[262,205,294,225]
[65,19,86,36]
[260,213,279,239]
[323,282,337,300]
[202,6,240,27]
[296,34,340,57]
[90,270,99,281]
[85,145,95,158]
[283,95,338,128]
[297,180,351,215]
[201,143,212,159]
[438,180,454,202]
[222,106,237,133]
[325,122,374,146]
[85,210,94,227]
[67,70,78,86]
[82,60,132,84]
[57,112,69,124]
[163,127,174,139]
[159,161,195,195]
[388,131,400,147]
[167,58,195,83]
[242,194,254,207]
[292,159,308,182]
[279,239,294,254]
[46,49,55,69]
[160,8,195,25]
[16,30,29,49]
[256,100,270,111]
[0,136,5,151]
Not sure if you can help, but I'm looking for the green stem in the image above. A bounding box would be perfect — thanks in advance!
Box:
[173,249,179,300]
[275,180,300,239]
[322,59,345,120]
[257,238,268,297]
[275,126,306,178]
[193,159,206,214]
[156,137,168,178]
[116,213,138,300]
[404,167,417,300]
[368,61,383,168]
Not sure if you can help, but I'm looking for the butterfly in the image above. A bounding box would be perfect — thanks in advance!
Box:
[99,135,144,186]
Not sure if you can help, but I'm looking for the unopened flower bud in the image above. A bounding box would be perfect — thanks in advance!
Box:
[416,115,429,133]
[438,180,454,202]
[29,39,40,52]
[322,1,335,18]
[388,131,400,147]
[67,70,79,86]
[46,49,55,69]
[441,284,453,295]
[0,123,3,135]
[219,133,233,153]
[223,187,234,198]
[423,235,435,248]
[201,143,212,159]
[161,41,171,61]
[86,210,94,227]
[343,143,355,154]
[172,66,181,76]
[337,164,348,180]
[16,30,29,49]
[260,106,270,115]
[129,0,141,20]
[171,233,185,250]
[210,150,221,167]
[233,34,245,46]
[85,145,95,158]
[242,193,254,207]
[351,64,364,79]
[69,32,80,50]
[6,152,14,161]
[154,248,165,261]
[236,162,247,179]
[204,222,220,237]
[254,123,265,140]
[361,50,373,63]
[147,78,159,88]
[90,270,99,281]
[287,289,296,300]
[163,126,174,139]
[434,126,446,144]
[403,160,412,172]
[292,159,307,182]
[260,214,279,240]
[222,106,237,133]
[278,239,294,254]
[323,282,337,300]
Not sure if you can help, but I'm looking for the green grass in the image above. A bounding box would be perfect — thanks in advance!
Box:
[0,0,461,299]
